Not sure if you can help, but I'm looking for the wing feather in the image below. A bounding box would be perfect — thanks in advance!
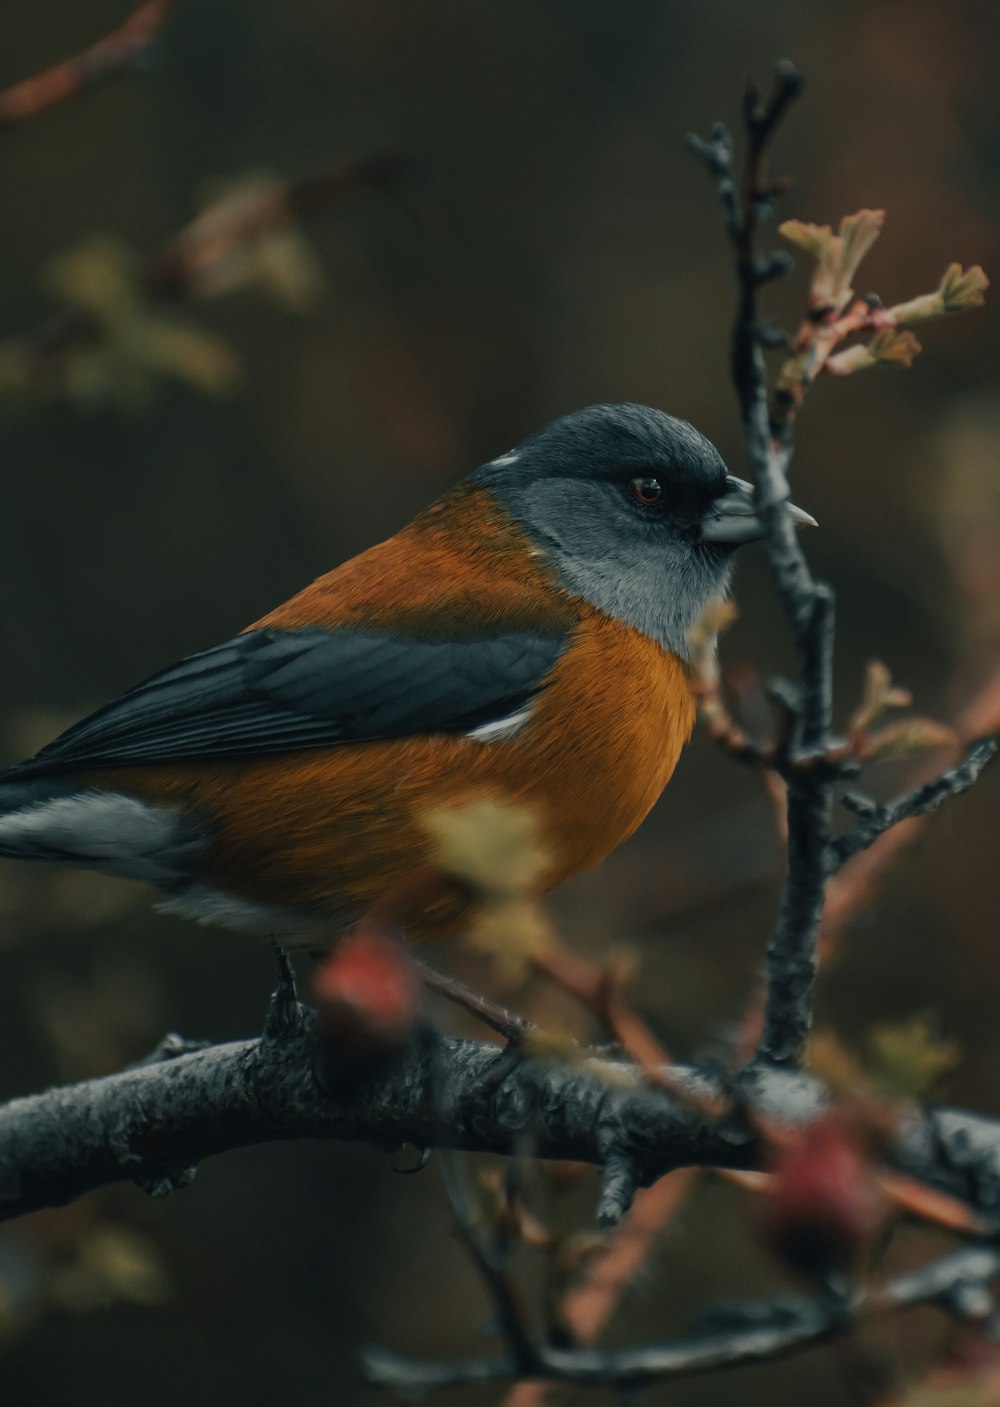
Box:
[7,625,568,776]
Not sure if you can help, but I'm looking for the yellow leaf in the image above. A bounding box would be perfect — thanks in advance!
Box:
[889,264,988,326]
[849,660,913,736]
[939,262,989,313]
[782,209,884,312]
[687,597,738,658]
[806,1029,872,1099]
[43,237,141,325]
[868,1016,962,1100]
[521,1028,583,1064]
[182,171,327,309]
[778,219,832,257]
[825,344,876,377]
[49,1226,171,1313]
[421,799,550,898]
[862,717,959,761]
[138,320,241,395]
[868,327,922,366]
[422,799,553,983]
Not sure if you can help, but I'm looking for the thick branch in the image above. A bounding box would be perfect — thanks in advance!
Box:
[4,1016,1000,1227]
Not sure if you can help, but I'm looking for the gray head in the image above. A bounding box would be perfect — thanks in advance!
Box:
[473,403,813,658]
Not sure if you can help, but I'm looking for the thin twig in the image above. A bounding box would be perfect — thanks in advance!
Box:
[822,666,1000,948]
[500,1170,700,1407]
[0,0,174,126]
[438,1149,540,1375]
[828,738,997,872]
[414,956,532,1043]
[11,151,411,381]
[689,62,838,1069]
[365,1245,1000,1391]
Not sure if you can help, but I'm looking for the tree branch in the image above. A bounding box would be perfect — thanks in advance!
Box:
[829,738,997,872]
[4,150,411,389]
[364,1245,1000,1392]
[689,64,844,1070]
[0,0,174,127]
[4,992,1000,1228]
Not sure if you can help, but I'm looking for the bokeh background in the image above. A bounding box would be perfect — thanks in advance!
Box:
[0,2,999,1404]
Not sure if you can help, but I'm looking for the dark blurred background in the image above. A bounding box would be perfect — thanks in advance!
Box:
[0,2,998,1403]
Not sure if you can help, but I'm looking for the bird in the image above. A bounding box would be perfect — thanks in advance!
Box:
[0,403,813,944]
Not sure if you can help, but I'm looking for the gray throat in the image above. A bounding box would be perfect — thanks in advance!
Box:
[491,475,735,659]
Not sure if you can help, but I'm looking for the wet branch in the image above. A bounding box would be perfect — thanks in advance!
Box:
[3,964,1000,1230]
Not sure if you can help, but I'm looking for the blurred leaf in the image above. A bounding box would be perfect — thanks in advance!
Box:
[826,328,923,376]
[0,236,241,409]
[135,321,240,394]
[805,1029,873,1099]
[862,716,959,760]
[939,262,990,313]
[423,800,554,983]
[422,799,549,895]
[687,597,738,696]
[866,326,922,365]
[520,1028,582,1064]
[824,342,877,376]
[462,896,554,984]
[868,1015,962,1099]
[778,219,832,258]
[179,171,327,310]
[44,237,142,325]
[891,263,990,325]
[849,660,913,736]
[809,1019,961,1105]
[48,1226,170,1313]
[869,327,923,365]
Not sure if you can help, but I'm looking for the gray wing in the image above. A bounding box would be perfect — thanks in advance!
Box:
[5,625,568,777]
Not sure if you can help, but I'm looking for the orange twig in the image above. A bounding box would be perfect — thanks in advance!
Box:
[16,151,411,378]
[0,1,173,126]
[530,945,727,1119]
[142,152,411,299]
[500,1171,699,1407]
[821,663,1000,953]
[720,1162,987,1238]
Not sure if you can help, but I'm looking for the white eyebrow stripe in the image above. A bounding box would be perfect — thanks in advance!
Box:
[490,451,520,467]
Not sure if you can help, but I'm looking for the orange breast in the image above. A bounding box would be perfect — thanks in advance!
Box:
[97,487,696,938]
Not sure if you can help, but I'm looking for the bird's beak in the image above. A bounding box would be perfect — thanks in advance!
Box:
[699,475,817,545]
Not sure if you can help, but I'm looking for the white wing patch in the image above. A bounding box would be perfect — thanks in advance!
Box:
[465,702,534,743]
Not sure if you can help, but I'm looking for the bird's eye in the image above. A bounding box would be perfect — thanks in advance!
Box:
[628,476,663,506]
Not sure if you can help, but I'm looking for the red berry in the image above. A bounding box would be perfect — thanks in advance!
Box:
[314,927,421,1060]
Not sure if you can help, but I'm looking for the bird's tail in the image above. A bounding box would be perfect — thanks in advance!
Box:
[0,770,202,887]
[0,773,72,857]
